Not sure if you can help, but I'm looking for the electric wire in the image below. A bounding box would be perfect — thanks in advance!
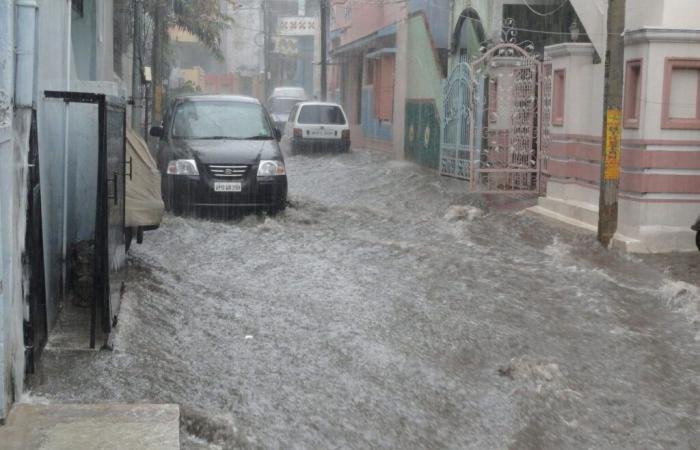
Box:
[521,0,570,17]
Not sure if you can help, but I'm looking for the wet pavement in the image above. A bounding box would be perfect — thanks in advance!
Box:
[30,148,700,449]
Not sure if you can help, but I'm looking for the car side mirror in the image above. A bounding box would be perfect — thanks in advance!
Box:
[274,128,282,142]
[150,126,164,138]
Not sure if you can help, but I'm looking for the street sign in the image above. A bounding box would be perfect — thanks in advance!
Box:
[277,17,317,36]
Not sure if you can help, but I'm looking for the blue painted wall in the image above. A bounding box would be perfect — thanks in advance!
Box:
[361,87,392,142]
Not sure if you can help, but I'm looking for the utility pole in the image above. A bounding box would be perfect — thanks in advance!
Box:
[597,0,626,247]
[131,0,143,132]
[152,6,163,123]
[320,0,327,101]
[263,0,271,100]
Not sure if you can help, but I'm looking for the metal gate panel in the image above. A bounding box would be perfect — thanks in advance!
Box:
[103,103,127,335]
[439,41,551,193]
[44,91,127,348]
[440,62,473,180]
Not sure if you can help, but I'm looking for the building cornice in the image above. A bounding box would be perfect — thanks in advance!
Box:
[624,27,700,46]
[544,43,596,59]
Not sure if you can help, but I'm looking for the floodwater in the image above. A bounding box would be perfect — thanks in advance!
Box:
[30,149,700,449]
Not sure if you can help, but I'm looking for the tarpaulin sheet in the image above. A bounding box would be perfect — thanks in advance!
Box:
[125,128,164,227]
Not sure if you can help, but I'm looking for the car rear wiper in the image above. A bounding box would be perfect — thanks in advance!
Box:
[198,136,238,140]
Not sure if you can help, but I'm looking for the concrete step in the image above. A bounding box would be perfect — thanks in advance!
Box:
[0,403,180,450]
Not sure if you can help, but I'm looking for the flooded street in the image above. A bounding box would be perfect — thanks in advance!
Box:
[31,149,699,449]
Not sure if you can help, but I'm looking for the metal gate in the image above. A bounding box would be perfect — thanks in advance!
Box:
[439,61,476,180]
[44,91,127,349]
[440,42,550,193]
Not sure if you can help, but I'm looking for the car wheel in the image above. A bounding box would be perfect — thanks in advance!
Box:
[268,200,287,216]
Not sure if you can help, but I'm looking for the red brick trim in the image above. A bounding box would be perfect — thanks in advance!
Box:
[621,149,700,170]
[620,173,700,194]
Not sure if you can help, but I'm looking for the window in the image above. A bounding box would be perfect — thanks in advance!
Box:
[373,55,395,122]
[623,59,642,128]
[662,58,700,130]
[552,69,566,126]
[269,98,301,116]
[171,101,273,140]
[298,105,347,125]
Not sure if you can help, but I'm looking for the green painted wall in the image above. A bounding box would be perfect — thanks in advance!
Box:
[404,15,444,169]
[405,101,440,169]
[406,15,444,113]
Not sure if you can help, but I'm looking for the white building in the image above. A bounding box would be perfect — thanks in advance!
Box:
[531,0,700,252]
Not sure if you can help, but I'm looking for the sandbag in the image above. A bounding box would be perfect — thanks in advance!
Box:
[125,128,164,227]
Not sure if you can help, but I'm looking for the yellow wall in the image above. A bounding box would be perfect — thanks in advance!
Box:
[169,27,199,43]
[178,66,206,89]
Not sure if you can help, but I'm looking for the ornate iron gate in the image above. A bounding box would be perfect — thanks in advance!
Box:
[439,42,551,193]
[439,61,474,180]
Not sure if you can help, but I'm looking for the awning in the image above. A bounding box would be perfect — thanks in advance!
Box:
[365,48,397,59]
[332,23,397,55]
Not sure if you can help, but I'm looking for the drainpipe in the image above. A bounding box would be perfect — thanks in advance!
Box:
[61,1,72,303]
[14,0,37,109]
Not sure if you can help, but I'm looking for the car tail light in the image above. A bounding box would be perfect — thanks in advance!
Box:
[342,130,351,140]
[293,128,303,138]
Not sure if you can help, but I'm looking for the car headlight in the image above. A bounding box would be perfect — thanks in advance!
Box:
[257,160,286,177]
[167,159,199,176]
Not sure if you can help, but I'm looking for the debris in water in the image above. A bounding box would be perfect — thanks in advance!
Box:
[444,205,483,222]
[498,356,562,384]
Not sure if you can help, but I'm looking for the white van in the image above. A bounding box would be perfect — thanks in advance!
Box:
[283,102,351,153]
[267,87,307,129]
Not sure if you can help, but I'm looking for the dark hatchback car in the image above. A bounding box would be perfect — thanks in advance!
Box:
[151,95,287,215]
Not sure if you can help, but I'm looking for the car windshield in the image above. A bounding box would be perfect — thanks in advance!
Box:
[269,98,300,115]
[171,100,273,139]
[297,105,346,125]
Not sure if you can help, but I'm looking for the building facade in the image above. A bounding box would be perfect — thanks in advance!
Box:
[1,0,133,420]
[532,0,700,252]
[329,0,450,156]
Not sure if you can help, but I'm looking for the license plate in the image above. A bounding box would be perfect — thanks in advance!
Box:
[309,129,336,138]
[214,182,242,192]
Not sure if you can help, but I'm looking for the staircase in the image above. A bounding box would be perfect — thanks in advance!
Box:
[0,403,180,449]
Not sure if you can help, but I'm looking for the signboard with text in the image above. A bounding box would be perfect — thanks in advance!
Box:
[277,17,317,36]
[604,109,622,181]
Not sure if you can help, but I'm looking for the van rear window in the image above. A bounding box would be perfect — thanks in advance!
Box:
[298,105,346,125]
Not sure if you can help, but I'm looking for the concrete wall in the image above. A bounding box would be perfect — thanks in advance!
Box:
[408,0,450,49]
[37,0,122,332]
[331,1,405,46]
[0,0,15,419]
[36,0,72,330]
[615,28,700,252]
[535,26,700,252]
[71,0,97,81]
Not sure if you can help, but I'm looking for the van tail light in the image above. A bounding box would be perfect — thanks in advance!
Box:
[341,130,351,140]
[293,128,303,138]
